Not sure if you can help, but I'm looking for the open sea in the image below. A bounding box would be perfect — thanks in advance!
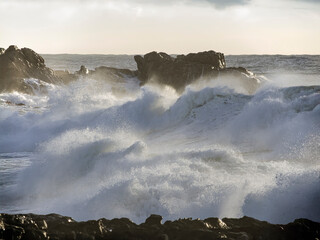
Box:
[0,54,319,224]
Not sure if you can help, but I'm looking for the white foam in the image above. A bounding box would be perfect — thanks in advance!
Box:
[1,76,319,224]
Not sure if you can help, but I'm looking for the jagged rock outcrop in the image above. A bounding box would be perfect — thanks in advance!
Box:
[0,46,261,95]
[134,51,260,93]
[134,51,224,91]
[0,213,319,240]
[0,45,60,93]
[0,45,138,94]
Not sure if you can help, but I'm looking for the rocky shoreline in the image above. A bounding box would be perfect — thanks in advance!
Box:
[1,213,319,240]
[0,45,261,95]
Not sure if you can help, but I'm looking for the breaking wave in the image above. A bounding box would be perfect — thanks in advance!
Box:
[0,75,319,224]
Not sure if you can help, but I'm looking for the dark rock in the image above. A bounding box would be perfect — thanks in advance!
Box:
[5,45,19,53]
[76,65,89,75]
[0,46,261,95]
[134,51,223,91]
[181,51,226,68]
[0,213,319,240]
[89,66,137,82]
[144,214,162,225]
[0,45,60,93]
[5,101,25,106]
[0,45,139,94]
[134,51,260,93]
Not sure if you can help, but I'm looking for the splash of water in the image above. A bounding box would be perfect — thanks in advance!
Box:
[0,75,319,224]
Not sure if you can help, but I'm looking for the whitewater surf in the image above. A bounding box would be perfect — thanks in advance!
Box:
[0,51,319,225]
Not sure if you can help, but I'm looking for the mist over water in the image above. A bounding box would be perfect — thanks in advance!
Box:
[0,55,319,224]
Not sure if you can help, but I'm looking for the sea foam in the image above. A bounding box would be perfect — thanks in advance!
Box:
[0,74,319,224]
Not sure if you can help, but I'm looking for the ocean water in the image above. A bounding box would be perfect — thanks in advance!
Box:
[0,54,319,224]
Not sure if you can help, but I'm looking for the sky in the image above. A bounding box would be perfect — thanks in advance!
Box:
[0,0,320,54]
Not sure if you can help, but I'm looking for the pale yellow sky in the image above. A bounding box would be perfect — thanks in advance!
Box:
[1,0,320,54]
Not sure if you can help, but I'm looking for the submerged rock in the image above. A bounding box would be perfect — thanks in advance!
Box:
[68,65,137,83]
[134,51,261,93]
[89,66,137,82]
[0,213,319,240]
[76,65,89,75]
[54,70,77,83]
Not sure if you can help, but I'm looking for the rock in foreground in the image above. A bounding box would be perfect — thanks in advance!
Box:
[1,213,319,240]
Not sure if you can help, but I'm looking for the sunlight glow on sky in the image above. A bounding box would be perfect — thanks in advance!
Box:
[0,0,320,54]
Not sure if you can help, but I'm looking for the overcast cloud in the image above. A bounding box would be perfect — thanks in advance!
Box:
[130,0,251,8]
[3,0,320,8]
[0,0,319,54]
[1,0,250,8]
[294,0,320,3]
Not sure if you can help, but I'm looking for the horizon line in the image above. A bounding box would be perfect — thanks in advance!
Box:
[39,52,320,56]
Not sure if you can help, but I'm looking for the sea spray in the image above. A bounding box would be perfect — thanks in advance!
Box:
[1,54,319,224]
[1,76,319,223]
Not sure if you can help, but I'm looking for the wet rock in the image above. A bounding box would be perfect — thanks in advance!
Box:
[69,65,138,85]
[89,66,137,82]
[0,45,59,93]
[134,51,224,91]
[144,214,163,226]
[5,45,19,53]
[180,51,226,68]
[0,45,260,95]
[1,213,319,240]
[76,65,89,75]
[134,51,260,93]
[0,45,139,94]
